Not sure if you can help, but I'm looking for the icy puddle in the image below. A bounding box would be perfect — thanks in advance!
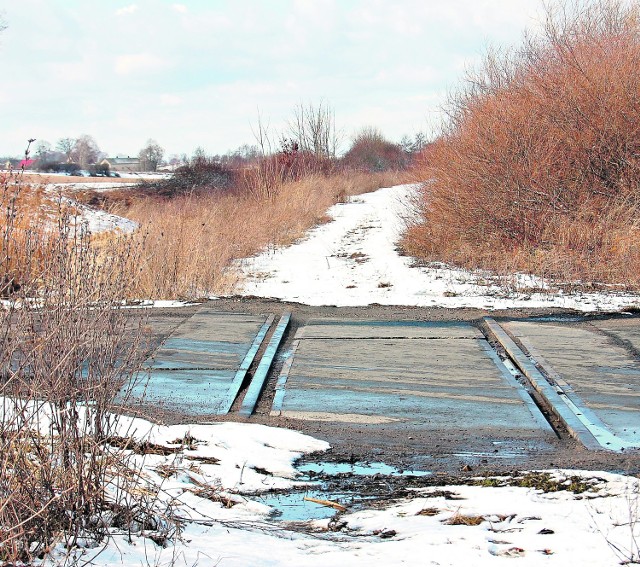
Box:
[298,461,432,477]
[259,461,431,522]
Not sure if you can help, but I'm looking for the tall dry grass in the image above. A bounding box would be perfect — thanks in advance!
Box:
[405,0,640,289]
[126,170,401,298]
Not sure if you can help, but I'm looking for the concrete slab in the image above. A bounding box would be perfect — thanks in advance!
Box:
[275,320,556,458]
[591,318,640,354]
[504,320,640,448]
[131,309,271,415]
[296,319,483,339]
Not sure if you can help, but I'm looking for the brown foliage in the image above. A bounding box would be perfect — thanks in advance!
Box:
[343,127,407,172]
[405,1,640,287]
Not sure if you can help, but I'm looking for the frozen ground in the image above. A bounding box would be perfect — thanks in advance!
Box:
[44,416,638,567]
[239,184,640,311]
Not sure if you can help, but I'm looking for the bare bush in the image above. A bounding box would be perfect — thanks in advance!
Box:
[343,127,407,172]
[288,100,340,159]
[405,0,640,288]
[242,113,335,199]
[0,146,157,564]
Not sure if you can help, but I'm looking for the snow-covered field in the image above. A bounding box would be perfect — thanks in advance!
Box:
[37,416,634,567]
[239,184,640,311]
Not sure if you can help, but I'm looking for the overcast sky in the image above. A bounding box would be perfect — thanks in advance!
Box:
[0,0,544,158]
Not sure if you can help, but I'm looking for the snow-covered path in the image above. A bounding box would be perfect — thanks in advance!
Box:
[239,184,640,311]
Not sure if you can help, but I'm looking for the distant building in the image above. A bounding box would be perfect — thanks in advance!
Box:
[100,157,142,173]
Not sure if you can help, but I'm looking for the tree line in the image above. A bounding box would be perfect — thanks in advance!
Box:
[24,136,165,173]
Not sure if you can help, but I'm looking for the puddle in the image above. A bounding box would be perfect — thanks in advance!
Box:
[258,488,374,522]
[298,461,431,477]
[259,461,431,522]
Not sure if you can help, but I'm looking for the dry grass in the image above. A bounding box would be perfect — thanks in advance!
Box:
[404,0,640,290]
[124,170,401,299]
[444,512,485,526]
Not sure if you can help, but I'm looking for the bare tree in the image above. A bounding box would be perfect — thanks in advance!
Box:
[34,140,51,160]
[288,101,340,158]
[138,139,164,172]
[56,137,75,163]
[71,134,100,169]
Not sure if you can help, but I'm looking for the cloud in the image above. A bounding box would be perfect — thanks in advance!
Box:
[115,4,138,16]
[114,53,170,75]
[172,4,188,14]
[160,94,183,106]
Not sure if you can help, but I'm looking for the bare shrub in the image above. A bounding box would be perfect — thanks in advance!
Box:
[405,0,640,288]
[0,148,157,564]
[242,114,335,199]
[287,100,340,159]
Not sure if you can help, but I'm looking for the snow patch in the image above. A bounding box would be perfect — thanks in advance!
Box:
[238,184,640,311]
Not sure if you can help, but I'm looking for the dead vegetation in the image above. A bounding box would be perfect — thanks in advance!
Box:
[116,169,401,299]
[0,156,176,564]
[444,512,485,526]
[405,0,640,290]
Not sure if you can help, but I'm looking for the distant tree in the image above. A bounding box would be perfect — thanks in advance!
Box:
[138,139,164,172]
[412,132,428,153]
[71,135,100,169]
[34,140,53,162]
[192,146,206,162]
[288,101,340,159]
[400,132,428,155]
[56,137,75,162]
[342,127,407,172]
[400,135,413,154]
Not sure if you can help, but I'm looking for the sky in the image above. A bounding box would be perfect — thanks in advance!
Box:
[0,0,545,159]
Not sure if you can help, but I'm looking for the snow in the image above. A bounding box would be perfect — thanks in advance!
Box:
[239,184,640,311]
[6,404,635,566]
[61,196,138,234]
[114,418,331,494]
[66,416,640,566]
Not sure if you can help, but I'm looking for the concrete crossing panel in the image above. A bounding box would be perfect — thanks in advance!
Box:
[275,320,555,450]
[504,320,640,448]
[131,309,271,415]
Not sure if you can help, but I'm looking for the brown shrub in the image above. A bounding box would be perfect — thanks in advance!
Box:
[405,0,640,288]
[342,127,408,172]
[0,165,158,563]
